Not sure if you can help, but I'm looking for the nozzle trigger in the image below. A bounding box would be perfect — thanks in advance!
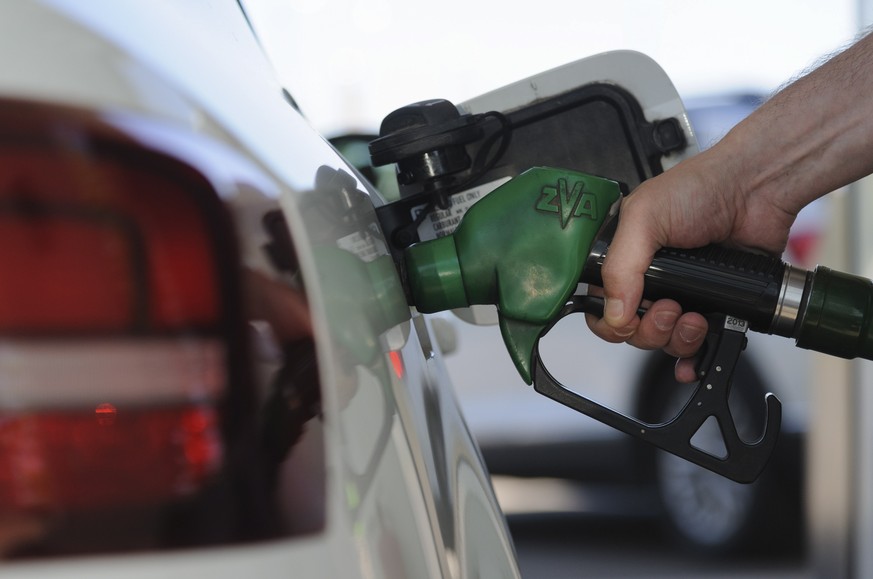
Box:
[532,297,781,484]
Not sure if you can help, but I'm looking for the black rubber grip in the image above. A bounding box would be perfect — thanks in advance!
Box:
[581,242,786,332]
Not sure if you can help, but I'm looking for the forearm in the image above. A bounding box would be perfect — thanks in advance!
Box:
[716,31,873,215]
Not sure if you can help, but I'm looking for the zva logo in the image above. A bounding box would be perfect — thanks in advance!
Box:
[535,178,598,228]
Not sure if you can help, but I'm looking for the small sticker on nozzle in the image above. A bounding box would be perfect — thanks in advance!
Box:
[724,316,749,333]
[412,177,511,241]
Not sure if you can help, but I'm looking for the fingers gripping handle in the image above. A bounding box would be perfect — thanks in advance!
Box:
[533,307,781,484]
[585,220,873,360]
[582,217,790,334]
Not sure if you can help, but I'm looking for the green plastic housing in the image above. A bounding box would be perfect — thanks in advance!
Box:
[405,167,623,383]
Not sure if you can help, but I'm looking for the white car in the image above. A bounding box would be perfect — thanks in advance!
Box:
[0,2,519,577]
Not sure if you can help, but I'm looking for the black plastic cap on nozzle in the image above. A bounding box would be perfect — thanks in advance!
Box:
[368,99,482,187]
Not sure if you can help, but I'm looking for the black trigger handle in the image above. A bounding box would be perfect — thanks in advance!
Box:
[532,297,781,484]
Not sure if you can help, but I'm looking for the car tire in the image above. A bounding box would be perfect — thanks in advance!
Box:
[638,353,802,556]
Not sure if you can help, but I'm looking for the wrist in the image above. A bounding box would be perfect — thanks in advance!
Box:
[705,122,759,202]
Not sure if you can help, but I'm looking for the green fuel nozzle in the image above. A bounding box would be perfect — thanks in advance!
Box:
[401,166,873,483]
[406,167,873,376]
[406,167,623,383]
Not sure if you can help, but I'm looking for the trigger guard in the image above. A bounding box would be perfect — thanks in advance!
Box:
[531,309,782,484]
[541,295,610,336]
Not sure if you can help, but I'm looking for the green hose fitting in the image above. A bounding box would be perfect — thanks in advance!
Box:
[796,265,873,360]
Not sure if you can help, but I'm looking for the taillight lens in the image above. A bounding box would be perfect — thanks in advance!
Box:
[0,103,229,515]
[0,100,323,557]
[0,340,224,510]
[0,142,220,333]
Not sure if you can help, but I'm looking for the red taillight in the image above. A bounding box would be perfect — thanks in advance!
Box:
[0,100,325,557]
[0,338,225,512]
[0,405,222,510]
[0,216,136,330]
[0,102,233,519]
[0,153,220,332]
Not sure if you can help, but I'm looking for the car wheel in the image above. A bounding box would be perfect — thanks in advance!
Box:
[640,353,798,556]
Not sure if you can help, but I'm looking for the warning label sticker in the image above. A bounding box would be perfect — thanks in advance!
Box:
[412,176,511,241]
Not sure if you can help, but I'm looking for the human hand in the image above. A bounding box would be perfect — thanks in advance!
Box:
[586,145,796,381]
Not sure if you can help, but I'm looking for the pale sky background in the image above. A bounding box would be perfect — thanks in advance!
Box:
[244,0,860,136]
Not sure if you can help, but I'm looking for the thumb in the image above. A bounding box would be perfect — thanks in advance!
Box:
[599,203,663,329]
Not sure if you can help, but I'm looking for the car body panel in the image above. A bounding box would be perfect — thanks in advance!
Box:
[0,1,518,576]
